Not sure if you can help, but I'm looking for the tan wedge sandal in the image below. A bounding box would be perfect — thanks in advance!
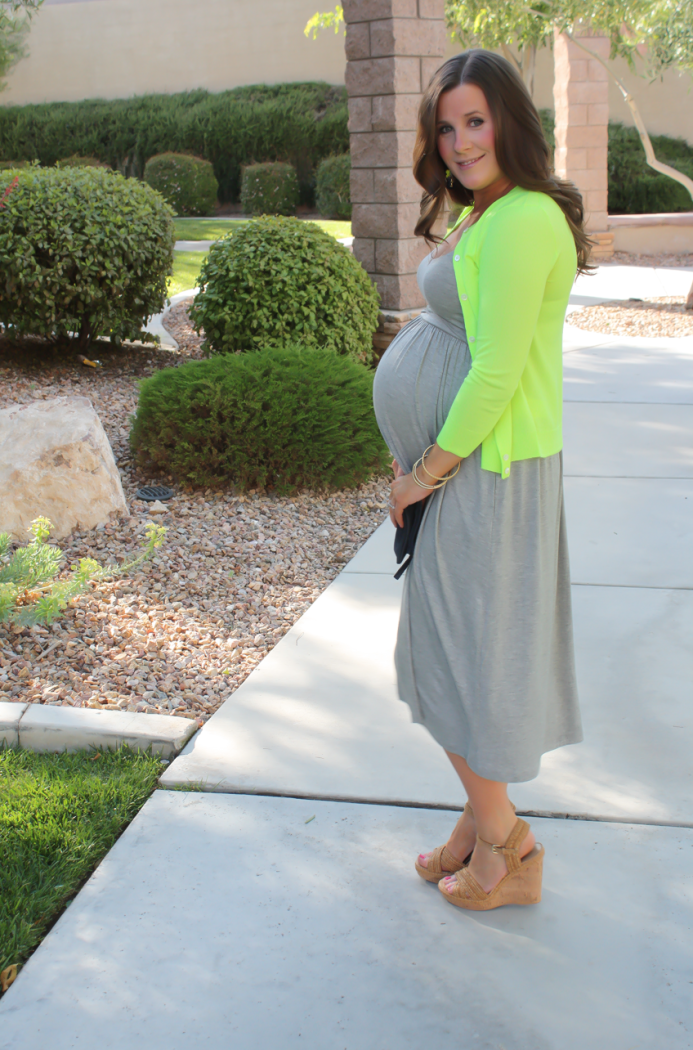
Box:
[415,803,474,883]
[438,817,544,910]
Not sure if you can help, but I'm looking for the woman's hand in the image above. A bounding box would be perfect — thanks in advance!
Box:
[389,472,430,528]
[388,445,463,528]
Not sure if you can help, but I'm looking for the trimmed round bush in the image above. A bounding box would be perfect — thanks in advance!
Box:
[56,155,108,169]
[129,345,389,494]
[189,216,380,363]
[315,153,351,219]
[144,152,218,216]
[240,162,299,216]
[0,166,175,346]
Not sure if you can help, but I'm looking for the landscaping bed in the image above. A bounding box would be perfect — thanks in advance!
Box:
[0,745,163,990]
[569,295,693,339]
[0,331,389,720]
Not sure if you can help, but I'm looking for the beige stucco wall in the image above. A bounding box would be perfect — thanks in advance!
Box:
[3,0,347,103]
[5,0,692,147]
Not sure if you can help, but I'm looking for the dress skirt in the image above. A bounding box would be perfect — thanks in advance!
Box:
[372,259,583,783]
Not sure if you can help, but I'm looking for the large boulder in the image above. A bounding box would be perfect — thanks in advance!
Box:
[0,396,129,541]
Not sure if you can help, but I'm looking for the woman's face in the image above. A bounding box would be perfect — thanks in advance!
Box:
[436,82,503,193]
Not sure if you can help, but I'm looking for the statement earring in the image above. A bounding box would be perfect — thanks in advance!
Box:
[445,168,454,190]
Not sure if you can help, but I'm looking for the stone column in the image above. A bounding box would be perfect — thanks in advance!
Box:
[344,0,446,353]
[553,30,614,259]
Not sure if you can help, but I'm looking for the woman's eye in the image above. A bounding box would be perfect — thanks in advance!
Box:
[469,118,484,128]
[438,124,454,135]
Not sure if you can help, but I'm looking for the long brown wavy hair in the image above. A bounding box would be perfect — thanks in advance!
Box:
[413,49,593,274]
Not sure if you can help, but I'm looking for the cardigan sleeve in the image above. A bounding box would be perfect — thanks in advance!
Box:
[436,200,559,458]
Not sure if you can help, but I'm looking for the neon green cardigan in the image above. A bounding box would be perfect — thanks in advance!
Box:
[436,186,577,479]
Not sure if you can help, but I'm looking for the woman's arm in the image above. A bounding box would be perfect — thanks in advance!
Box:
[436,202,558,458]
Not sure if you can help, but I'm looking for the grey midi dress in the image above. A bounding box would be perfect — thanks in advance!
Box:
[372,248,583,783]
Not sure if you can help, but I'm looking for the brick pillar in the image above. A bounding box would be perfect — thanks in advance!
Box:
[344,0,446,351]
[553,30,614,259]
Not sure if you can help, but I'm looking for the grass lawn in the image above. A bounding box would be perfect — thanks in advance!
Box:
[168,250,207,296]
[168,219,353,296]
[0,746,163,984]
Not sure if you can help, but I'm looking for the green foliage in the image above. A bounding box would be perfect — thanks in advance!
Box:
[607,122,693,213]
[0,745,162,977]
[315,153,351,219]
[129,346,390,494]
[55,154,107,168]
[144,151,218,217]
[0,517,167,627]
[304,3,345,38]
[0,1,43,94]
[240,162,299,217]
[0,165,175,346]
[189,216,379,363]
[539,108,555,153]
[0,159,27,169]
[0,82,349,204]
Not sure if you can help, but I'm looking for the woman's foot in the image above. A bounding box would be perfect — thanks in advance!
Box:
[441,825,536,894]
[418,806,477,873]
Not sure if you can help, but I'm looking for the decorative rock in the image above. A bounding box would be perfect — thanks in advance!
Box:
[148,500,168,515]
[0,396,128,541]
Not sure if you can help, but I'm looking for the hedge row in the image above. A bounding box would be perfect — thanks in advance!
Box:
[0,82,348,204]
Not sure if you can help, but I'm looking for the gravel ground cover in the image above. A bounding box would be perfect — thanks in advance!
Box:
[568,295,693,338]
[0,327,389,721]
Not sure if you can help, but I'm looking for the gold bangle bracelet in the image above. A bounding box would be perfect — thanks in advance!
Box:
[412,460,448,490]
[418,444,462,483]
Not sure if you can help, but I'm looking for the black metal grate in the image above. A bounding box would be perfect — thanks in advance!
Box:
[135,485,174,502]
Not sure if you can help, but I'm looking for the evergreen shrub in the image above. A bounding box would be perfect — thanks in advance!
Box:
[607,122,693,214]
[189,216,380,363]
[144,152,218,216]
[129,346,389,494]
[56,155,108,168]
[240,162,298,216]
[0,83,348,203]
[315,153,351,219]
[0,166,175,346]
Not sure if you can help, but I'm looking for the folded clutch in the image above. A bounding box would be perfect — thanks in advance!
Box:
[393,500,426,580]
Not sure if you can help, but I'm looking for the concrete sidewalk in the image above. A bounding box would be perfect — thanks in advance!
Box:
[2,264,692,1049]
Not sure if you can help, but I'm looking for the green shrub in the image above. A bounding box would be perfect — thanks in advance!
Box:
[607,122,693,214]
[0,83,349,204]
[315,153,351,219]
[0,160,28,170]
[0,166,175,346]
[240,162,299,216]
[144,152,218,216]
[129,346,389,494]
[189,216,380,363]
[0,518,166,627]
[56,155,107,168]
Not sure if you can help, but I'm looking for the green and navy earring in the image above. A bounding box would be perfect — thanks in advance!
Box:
[445,167,455,190]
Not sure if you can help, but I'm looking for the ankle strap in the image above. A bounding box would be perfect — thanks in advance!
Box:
[477,818,530,875]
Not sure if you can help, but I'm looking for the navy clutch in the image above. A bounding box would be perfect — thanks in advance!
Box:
[393,500,426,580]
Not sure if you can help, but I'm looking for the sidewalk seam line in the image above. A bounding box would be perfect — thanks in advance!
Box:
[157,787,693,829]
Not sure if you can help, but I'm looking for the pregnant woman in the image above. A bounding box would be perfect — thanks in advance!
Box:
[372,49,588,911]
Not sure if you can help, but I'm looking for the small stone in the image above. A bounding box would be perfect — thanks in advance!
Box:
[148,500,168,515]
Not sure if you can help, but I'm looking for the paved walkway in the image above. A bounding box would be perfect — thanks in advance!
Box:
[2,265,692,1049]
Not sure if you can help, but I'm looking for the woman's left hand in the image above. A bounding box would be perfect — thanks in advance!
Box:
[389,472,430,528]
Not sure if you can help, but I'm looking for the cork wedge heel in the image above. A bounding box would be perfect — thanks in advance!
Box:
[415,802,474,883]
[438,817,543,911]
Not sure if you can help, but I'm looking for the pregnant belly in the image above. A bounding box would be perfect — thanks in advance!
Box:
[372,315,471,470]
